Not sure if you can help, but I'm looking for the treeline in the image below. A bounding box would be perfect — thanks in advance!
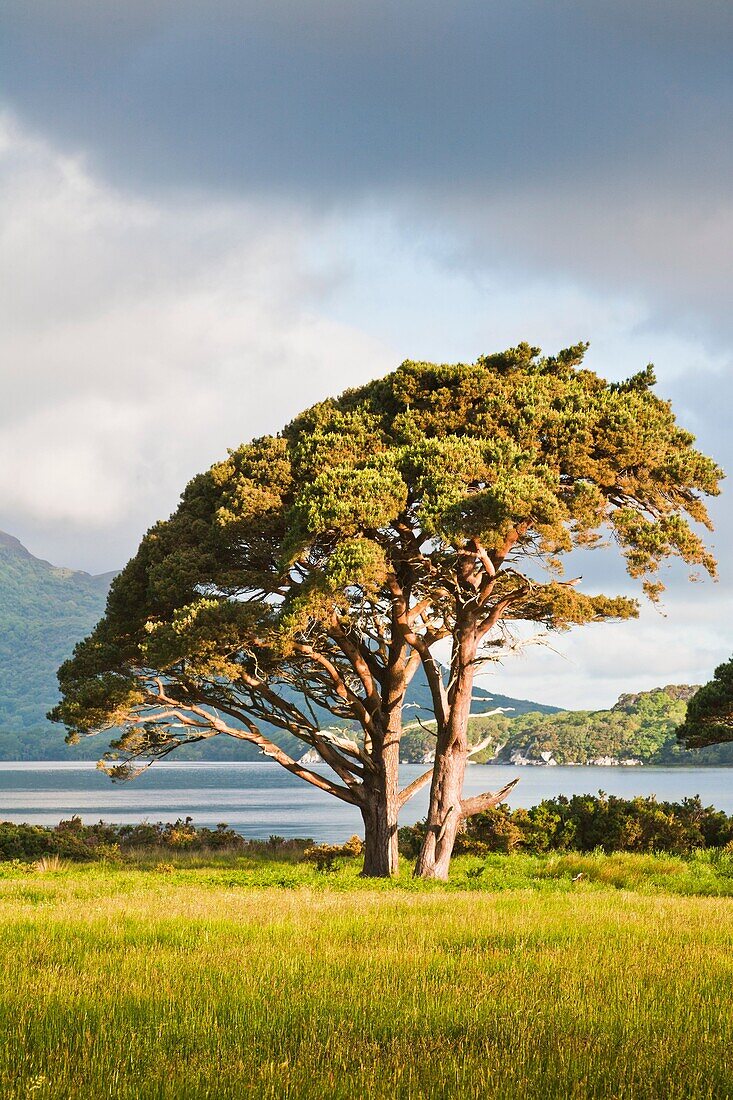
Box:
[399,794,733,857]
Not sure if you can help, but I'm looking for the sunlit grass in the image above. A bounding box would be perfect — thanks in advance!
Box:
[1,855,732,1098]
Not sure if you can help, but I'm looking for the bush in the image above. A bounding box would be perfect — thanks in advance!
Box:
[303,835,363,872]
[0,816,248,862]
[399,794,733,858]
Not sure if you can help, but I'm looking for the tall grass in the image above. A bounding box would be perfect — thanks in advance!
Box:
[1,857,732,1098]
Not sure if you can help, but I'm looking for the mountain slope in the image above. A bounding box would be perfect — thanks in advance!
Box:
[0,531,112,757]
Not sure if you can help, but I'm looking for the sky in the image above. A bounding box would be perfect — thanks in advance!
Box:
[1,1,732,709]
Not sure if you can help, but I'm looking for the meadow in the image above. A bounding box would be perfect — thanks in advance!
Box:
[1,852,733,1099]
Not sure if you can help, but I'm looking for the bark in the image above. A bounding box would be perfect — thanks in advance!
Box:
[359,653,406,877]
[412,751,469,880]
[360,759,399,877]
[413,611,479,881]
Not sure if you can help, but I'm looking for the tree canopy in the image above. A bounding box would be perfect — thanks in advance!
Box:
[677,659,733,749]
[52,343,722,876]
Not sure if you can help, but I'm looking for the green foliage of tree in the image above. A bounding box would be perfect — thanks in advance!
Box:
[51,344,721,878]
[678,659,733,749]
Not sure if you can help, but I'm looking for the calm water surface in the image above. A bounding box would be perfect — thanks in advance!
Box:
[1,762,731,843]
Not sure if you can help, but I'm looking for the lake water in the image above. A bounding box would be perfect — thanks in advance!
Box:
[1,762,731,843]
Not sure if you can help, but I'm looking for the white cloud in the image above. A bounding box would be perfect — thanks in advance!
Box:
[475,592,733,711]
[0,114,394,569]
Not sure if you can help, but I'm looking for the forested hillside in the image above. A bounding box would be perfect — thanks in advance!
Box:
[0,532,115,758]
[393,686,733,767]
[445,686,733,766]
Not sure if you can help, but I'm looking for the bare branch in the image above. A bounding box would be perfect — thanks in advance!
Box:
[192,704,363,805]
[292,641,376,735]
[460,778,519,818]
[136,678,362,804]
[397,766,435,808]
[466,733,494,758]
[403,648,423,686]
[207,695,366,791]
[476,585,530,640]
[328,614,383,704]
[403,632,449,728]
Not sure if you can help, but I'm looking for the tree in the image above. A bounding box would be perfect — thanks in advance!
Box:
[51,344,721,878]
[677,660,733,749]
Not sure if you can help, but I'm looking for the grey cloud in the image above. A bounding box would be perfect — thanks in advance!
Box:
[1,1,730,199]
[2,1,731,343]
[1,2,731,704]
[0,119,394,573]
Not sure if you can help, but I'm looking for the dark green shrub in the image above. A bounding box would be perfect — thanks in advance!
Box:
[400,794,733,858]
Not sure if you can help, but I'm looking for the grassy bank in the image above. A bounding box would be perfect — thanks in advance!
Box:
[2,856,733,1099]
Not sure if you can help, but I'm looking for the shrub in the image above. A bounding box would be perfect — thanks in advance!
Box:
[0,816,248,862]
[303,835,363,872]
[399,794,733,858]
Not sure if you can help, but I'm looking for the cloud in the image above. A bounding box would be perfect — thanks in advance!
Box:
[476,591,733,711]
[3,2,730,196]
[0,114,394,570]
[1,2,730,345]
[0,0,730,709]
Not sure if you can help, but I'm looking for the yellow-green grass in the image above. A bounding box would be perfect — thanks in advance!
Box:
[1,856,733,1099]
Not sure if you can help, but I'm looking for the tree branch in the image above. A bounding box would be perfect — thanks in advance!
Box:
[140,679,361,804]
[328,615,383,705]
[193,703,362,805]
[466,733,494,758]
[409,638,449,727]
[460,778,519,818]
[209,694,366,791]
[476,586,530,640]
[291,642,375,735]
[397,766,435,808]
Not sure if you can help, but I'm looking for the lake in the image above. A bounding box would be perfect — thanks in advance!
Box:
[1,762,732,842]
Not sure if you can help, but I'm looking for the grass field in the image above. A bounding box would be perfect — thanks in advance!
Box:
[1,853,733,1099]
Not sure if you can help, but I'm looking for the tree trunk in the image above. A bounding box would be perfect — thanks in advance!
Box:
[414,615,478,880]
[412,746,467,880]
[360,711,402,877]
[360,793,398,877]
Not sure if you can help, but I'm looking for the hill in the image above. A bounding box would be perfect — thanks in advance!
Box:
[0,531,115,758]
[464,684,733,766]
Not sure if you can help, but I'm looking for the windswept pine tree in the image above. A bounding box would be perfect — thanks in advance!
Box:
[52,344,722,877]
[677,659,733,749]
